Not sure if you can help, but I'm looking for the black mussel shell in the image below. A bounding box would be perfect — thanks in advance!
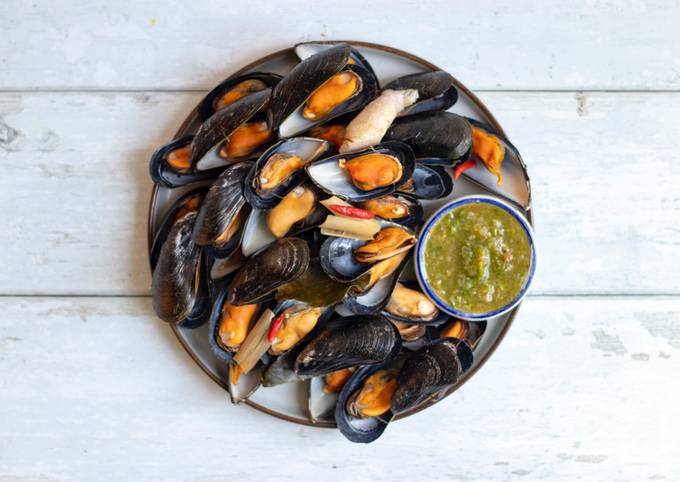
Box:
[391,338,472,414]
[306,141,415,202]
[149,136,225,188]
[207,280,237,365]
[192,161,252,255]
[294,315,401,377]
[384,112,472,161]
[150,187,207,270]
[335,361,396,443]
[294,42,378,83]
[152,212,209,326]
[199,72,281,121]
[227,237,310,305]
[268,44,351,132]
[384,70,458,117]
[189,89,271,167]
[244,137,332,209]
[270,43,379,137]
[277,62,379,138]
[398,163,453,200]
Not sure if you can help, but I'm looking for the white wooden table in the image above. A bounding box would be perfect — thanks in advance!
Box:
[1,1,679,480]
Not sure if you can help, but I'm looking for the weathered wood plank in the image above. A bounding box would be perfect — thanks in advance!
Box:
[1,91,678,295]
[0,296,678,481]
[1,0,679,91]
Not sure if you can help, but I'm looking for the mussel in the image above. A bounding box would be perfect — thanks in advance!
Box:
[227,237,310,305]
[151,211,209,327]
[199,72,281,121]
[353,227,416,264]
[189,89,273,169]
[383,70,458,117]
[269,43,378,137]
[342,251,409,315]
[391,338,473,414]
[306,141,415,202]
[207,281,260,365]
[266,185,317,238]
[359,193,423,229]
[150,187,206,269]
[461,118,522,186]
[268,301,324,356]
[191,162,252,258]
[149,136,227,188]
[244,137,332,209]
[383,281,443,324]
[439,319,487,348]
[384,112,472,161]
[294,315,401,377]
[334,355,406,443]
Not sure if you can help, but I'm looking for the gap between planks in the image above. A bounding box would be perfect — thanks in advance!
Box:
[0,293,678,299]
[1,88,680,94]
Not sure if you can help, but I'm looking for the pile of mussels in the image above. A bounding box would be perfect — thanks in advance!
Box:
[149,43,518,443]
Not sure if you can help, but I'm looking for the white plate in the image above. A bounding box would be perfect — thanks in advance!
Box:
[148,41,532,427]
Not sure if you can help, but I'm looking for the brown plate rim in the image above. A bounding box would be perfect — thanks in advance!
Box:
[147,40,533,428]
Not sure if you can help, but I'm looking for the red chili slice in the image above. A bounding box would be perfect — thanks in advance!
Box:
[453,159,477,180]
[328,204,375,219]
[267,314,286,343]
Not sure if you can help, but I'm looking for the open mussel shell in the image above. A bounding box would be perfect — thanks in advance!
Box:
[270,43,379,138]
[343,264,404,315]
[244,137,332,209]
[306,141,415,202]
[384,112,472,161]
[151,212,210,327]
[207,279,263,365]
[189,88,272,168]
[382,280,449,326]
[149,136,226,188]
[334,354,406,443]
[294,315,402,378]
[384,70,458,117]
[191,161,252,258]
[398,162,453,200]
[294,42,378,82]
[465,117,522,183]
[227,237,310,305]
[150,186,207,270]
[319,220,415,283]
[268,299,335,355]
[199,72,281,121]
[319,236,368,282]
[391,338,473,414]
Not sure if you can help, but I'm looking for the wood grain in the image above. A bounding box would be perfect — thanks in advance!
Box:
[1,0,680,91]
[1,91,678,295]
[0,296,678,481]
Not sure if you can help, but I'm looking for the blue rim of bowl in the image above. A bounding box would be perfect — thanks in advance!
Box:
[415,195,537,321]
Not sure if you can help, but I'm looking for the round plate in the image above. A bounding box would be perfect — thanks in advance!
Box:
[147,41,532,427]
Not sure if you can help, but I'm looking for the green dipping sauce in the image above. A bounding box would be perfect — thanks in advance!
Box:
[423,203,532,314]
